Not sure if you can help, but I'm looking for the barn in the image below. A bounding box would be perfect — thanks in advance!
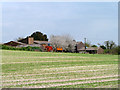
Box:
[4,41,25,47]
[3,37,104,54]
[3,37,53,52]
[78,47,104,54]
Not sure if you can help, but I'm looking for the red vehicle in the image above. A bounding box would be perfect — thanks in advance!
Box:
[45,46,53,52]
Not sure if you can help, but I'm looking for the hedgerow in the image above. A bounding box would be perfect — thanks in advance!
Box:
[0,45,42,52]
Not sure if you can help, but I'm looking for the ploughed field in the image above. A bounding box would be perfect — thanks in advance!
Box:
[2,50,118,88]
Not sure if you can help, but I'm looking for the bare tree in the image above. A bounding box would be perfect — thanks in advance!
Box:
[109,41,116,49]
[104,41,110,49]
[104,40,116,49]
[50,34,76,52]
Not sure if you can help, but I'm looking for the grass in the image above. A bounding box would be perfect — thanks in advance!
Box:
[2,50,118,88]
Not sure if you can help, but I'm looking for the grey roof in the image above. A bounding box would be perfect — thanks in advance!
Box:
[16,41,26,45]
[86,47,99,50]
[78,47,100,51]
[34,41,51,44]
[78,47,86,51]
[17,44,42,47]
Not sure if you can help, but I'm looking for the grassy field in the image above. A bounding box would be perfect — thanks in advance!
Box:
[2,50,118,88]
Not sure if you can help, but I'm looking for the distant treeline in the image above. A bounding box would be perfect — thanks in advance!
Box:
[97,41,120,55]
[103,46,120,55]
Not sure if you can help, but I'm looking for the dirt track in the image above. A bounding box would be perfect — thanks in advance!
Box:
[2,68,114,78]
[2,60,110,64]
[28,79,117,88]
[2,75,118,87]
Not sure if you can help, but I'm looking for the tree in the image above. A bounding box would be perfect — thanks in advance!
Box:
[97,43,101,46]
[50,34,76,52]
[103,40,118,54]
[91,45,97,47]
[100,45,106,49]
[97,43,106,49]
[104,40,116,49]
[104,41,110,49]
[109,41,115,49]
[30,31,48,41]
[16,37,24,42]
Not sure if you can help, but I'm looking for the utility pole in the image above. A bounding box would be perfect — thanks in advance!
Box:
[84,38,86,54]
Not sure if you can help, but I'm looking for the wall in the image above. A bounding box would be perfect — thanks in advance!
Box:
[97,48,104,54]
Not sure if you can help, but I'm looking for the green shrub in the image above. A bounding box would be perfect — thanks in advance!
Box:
[104,47,119,55]
[1,45,17,50]
[0,45,42,52]
[30,47,42,51]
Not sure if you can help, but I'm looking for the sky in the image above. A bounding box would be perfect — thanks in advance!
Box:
[2,2,118,45]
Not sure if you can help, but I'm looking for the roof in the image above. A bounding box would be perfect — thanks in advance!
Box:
[4,41,25,45]
[76,41,84,44]
[17,44,42,47]
[78,47,86,51]
[34,41,51,44]
[16,41,26,45]
[77,42,85,50]
[86,47,99,50]
[78,47,100,51]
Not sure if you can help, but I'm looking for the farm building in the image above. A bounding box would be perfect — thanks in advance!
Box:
[18,37,34,45]
[76,42,85,52]
[78,47,104,54]
[4,37,52,52]
[76,41,104,54]
[4,41,25,47]
[4,37,103,54]
[4,37,49,46]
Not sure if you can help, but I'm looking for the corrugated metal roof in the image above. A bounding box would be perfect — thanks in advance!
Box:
[78,47,86,51]
[86,47,99,50]
[17,44,42,47]
[78,47,100,51]
[16,41,26,45]
[34,41,51,44]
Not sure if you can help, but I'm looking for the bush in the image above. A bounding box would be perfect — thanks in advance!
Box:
[104,47,120,55]
[104,49,110,54]
[30,47,42,51]
[1,45,17,50]
[0,45,42,52]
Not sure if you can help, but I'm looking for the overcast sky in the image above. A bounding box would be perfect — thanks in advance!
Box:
[2,2,118,45]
